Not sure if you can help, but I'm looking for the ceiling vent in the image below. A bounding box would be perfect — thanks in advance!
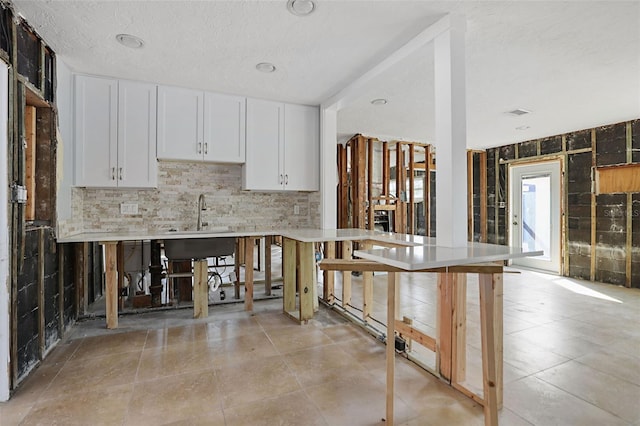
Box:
[506,108,531,116]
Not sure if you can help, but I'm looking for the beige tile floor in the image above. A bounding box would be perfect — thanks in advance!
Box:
[1,268,639,425]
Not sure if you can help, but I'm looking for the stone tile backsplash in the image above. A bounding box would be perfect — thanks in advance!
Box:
[58,161,320,237]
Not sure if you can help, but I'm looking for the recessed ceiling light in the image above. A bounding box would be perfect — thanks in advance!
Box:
[371,98,388,105]
[115,33,144,49]
[287,0,316,16]
[516,125,531,130]
[256,62,276,73]
[506,108,531,116]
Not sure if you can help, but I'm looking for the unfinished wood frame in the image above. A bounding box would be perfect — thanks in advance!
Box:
[282,238,315,323]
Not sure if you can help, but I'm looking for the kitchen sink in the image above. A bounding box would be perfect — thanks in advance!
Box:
[163,236,235,260]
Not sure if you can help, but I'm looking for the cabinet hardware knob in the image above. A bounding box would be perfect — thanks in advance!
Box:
[111,167,115,180]
[204,143,208,155]
[279,174,283,184]
[285,174,288,185]
[197,142,202,154]
[119,168,123,180]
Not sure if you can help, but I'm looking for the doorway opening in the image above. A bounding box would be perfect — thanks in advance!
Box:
[509,160,562,274]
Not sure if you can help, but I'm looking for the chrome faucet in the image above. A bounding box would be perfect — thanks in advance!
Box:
[197,193,208,230]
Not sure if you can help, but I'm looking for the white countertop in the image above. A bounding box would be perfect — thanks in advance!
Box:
[57,227,285,243]
[354,242,543,271]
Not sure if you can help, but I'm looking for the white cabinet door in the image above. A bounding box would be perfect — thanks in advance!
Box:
[74,75,118,187]
[204,93,245,163]
[283,104,319,191]
[118,80,157,188]
[157,86,203,161]
[243,98,284,190]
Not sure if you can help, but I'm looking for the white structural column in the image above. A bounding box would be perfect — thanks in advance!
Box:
[0,61,10,401]
[434,15,468,247]
[320,106,338,229]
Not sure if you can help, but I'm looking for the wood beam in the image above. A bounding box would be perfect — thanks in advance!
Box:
[368,138,375,230]
[480,151,488,243]
[104,242,118,329]
[394,320,437,351]
[323,241,335,304]
[341,240,352,308]
[24,106,36,221]
[244,236,254,311]
[409,143,415,234]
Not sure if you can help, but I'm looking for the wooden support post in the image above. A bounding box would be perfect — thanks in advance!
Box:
[368,138,375,230]
[362,241,373,322]
[395,144,404,233]
[425,146,431,237]
[479,273,499,426]
[357,136,367,229]
[341,240,352,308]
[244,236,254,311]
[409,143,415,234]
[626,122,633,288]
[25,106,36,221]
[494,273,503,409]
[193,259,208,319]
[265,235,272,295]
[104,242,118,329]
[338,144,349,229]
[383,141,390,198]
[283,237,296,314]
[234,238,241,299]
[117,242,124,309]
[451,273,467,384]
[323,241,335,304]
[386,271,398,426]
[299,241,315,322]
[437,272,453,381]
[37,229,45,357]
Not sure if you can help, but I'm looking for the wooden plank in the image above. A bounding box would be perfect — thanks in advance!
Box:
[323,241,335,304]
[341,240,352,308]
[357,136,367,229]
[480,151,488,243]
[104,242,118,329]
[425,146,431,236]
[318,258,504,274]
[265,235,272,295]
[478,273,499,426]
[283,237,297,313]
[437,272,453,381]
[25,106,36,221]
[394,320,437,351]
[595,163,640,194]
[193,259,208,319]
[382,141,389,197]
[368,138,375,230]
[299,241,314,322]
[494,273,504,409]
[386,271,397,426]
[117,242,124,310]
[409,144,415,234]
[244,236,254,311]
[234,238,241,299]
[362,241,373,322]
[338,144,349,229]
[37,228,45,358]
[451,273,467,384]
[373,204,397,211]
[590,129,597,281]
[395,145,404,233]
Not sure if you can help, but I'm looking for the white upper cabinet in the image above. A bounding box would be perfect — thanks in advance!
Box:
[74,75,157,188]
[243,99,319,191]
[157,86,246,163]
[203,93,246,163]
[243,98,284,191]
[283,104,319,191]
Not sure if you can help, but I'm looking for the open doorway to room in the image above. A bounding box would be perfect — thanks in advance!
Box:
[509,160,562,274]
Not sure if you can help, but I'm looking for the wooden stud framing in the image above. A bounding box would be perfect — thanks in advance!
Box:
[341,240,352,308]
[386,271,397,426]
[104,242,118,329]
[265,235,272,295]
[395,144,404,233]
[116,242,124,310]
[395,320,436,351]
[383,141,390,199]
[357,136,367,229]
[367,138,374,230]
[437,272,453,380]
[193,259,208,319]
[562,136,570,276]
[244,236,254,311]
[409,144,415,234]
[234,238,241,299]
[362,241,373,322]
[283,238,296,314]
[24,105,36,221]
[425,145,431,237]
[451,273,467,384]
[478,273,499,426]
[337,144,348,229]
[299,241,315,321]
[494,151,500,244]
[323,241,335,304]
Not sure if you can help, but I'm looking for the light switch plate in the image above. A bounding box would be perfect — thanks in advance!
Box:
[120,203,139,215]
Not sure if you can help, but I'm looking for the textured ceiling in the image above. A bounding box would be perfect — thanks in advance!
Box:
[11,0,640,149]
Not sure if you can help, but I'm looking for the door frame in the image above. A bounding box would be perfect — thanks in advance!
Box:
[508,158,564,274]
